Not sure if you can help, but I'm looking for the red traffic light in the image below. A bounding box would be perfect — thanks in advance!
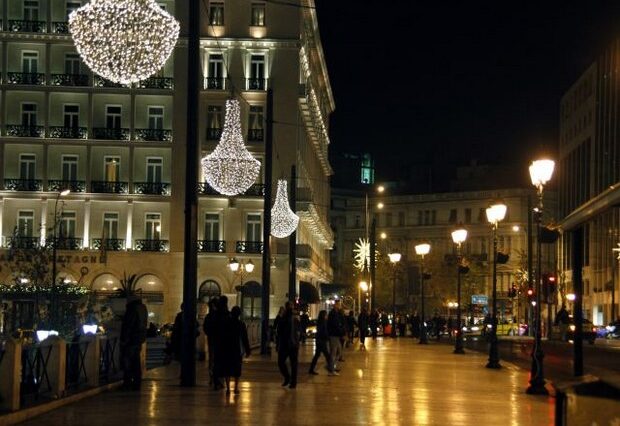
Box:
[548,276,556,282]
[527,288,534,296]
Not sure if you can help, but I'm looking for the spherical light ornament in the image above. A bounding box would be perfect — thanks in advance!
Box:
[271,179,299,238]
[69,0,180,84]
[201,99,261,196]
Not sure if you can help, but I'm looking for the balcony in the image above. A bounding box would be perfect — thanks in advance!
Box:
[7,20,46,33]
[134,182,170,195]
[5,125,45,138]
[246,77,267,91]
[93,75,127,88]
[49,126,88,139]
[197,182,218,195]
[91,181,128,194]
[92,238,126,251]
[197,240,226,253]
[197,182,264,197]
[51,21,69,33]
[247,128,264,142]
[206,127,222,141]
[236,241,263,254]
[137,77,173,89]
[50,74,89,87]
[92,127,130,140]
[204,77,227,90]
[4,236,39,249]
[6,72,45,85]
[4,178,42,191]
[48,237,82,250]
[134,239,169,252]
[134,128,172,142]
[48,180,86,193]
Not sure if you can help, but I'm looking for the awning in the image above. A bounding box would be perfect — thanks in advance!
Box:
[299,281,320,304]
[319,283,349,298]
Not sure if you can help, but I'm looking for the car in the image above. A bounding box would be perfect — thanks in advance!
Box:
[566,317,597,344]
[305,319,317,338]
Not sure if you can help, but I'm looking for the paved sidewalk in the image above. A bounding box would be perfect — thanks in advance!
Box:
[18,338,554,425]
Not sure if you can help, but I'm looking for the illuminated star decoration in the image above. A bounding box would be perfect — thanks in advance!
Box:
[69,0,179,84]
[270,179,299,238]
[614,243,620,260]
[353,238,377,272]
[201,99,261,196]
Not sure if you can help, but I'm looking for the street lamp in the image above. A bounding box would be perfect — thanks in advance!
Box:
[358,280,369,314]
[229,257,255,287]
[388,252,401,338]
[526,158,555,395]
[486,200,507,369]
[51,189,71,286]
[451,226,468,354]
[415,243,431,344]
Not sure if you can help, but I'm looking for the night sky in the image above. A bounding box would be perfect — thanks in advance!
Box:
[315,1,620,182]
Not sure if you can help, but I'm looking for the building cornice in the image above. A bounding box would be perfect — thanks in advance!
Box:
[560,183,620,231]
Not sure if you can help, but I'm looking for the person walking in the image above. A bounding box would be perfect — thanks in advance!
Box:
[369,309,379,340]
[212,296,230,390]
[346,310,356,347]
[554,305,570,341]
[327,300,345,371]
[411,311,421,339]
[300,311,309,344]
[277,301,300,388]
[221,306,251,395]
[120,294,147,390]
[358,307,369,350]
[398,313,407,337]
[272,306,285,351]
[309,310,336,375]
[203,298,218,385]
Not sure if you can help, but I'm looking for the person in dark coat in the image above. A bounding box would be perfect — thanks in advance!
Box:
[357,307,369,350]
[411,312,421,339]
[272,306,284,350]
[346,310,357,347]
[170,303,199,362]
[309,310,335,375]
[277,301,300,388]
[300,311,310,343]
[369,309,379,339]
[222,306,251,395]
[203,298,218,385]
[212,295,230,390]
[120,295,147,390]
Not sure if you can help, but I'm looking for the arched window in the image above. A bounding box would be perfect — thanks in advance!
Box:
[199,280,221,303]
[240,281,261,319]
[91,273,121,292]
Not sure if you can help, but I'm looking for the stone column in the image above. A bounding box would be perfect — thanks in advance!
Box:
[45,336,66,398]
[0,338,21,411]
[82,334,100,387]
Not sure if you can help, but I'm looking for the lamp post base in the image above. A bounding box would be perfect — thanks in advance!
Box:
[527,346,548,394]
[454,332,465,354]
[486,336,501,369]
[485,360,501,369]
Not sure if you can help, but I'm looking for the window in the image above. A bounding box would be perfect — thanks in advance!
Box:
[63,105,79,128]
[103,212,119,239]
[22,51,38,74]
[199,280,221,303]
[66,1,80,19]
[449,209,457,224]
[246,213,262,241]
[204,213,220,240]
[478,208,485,223]
[249,55,265,89]
[424,210,430,225]
[64,53,81,75]
[24,0,39,20]
[208,54,224,79]
[248,106,264,130]
[354,215,361,228]
[360,153,374,185]
[60,211,76,238]
[251,3,265,26]
[19,154,36,180]
[431,210,436,225]
[146,157,163,183]
[417,211,423,226]
[465,208,472,224]
[148,106,164,129]
[209,2,224,25]
[17,211,35,237]
[21,103,37,126]
[207,105,222,128]
[398,211,405,226]
[145,213,162,240]
[385,212,392,227]
[105,105,122,129]
[241,282,262,318]
[104,156,120,182]
[61,155,78,181]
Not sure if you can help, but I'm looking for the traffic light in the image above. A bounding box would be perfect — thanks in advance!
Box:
[527,287,535,302]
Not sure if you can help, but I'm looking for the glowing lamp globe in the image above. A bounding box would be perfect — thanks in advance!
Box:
[415,243,431,256]
[486,202,507,224]
[451,228,468,245]
[388,252,402,263]
[244,260,255,273]
[229,258,240,272]
[529,159,555,188]
[359,281,369,292]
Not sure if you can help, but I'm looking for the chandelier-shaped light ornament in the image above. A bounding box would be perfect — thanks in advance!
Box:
[201,99,261,196]
[69,0,180,84]
[353,238,379,272]
[271,179,299,238]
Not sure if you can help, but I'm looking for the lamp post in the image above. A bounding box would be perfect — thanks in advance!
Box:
[415,243,431,344]
[526,159,555,394]
[366,185,384,312]
[388,252,401,338]
[51,189,71,286]
[486,200,507,369]
[358,280,369,314]
[230,258,255,314]
[452,226,468,354]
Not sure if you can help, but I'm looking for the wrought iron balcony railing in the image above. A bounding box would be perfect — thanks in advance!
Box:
[198,240,226,253]
[5,236,40,249]
[197,182,219,195]
[92,238,125,251]
[91,181,128,194]
[236,240,263,254]
[7,20,46,33]
[51,21,69,33]
[48,126,88,139]
[93,75,127,88]
[5,125,45,137]
[4,178,42,191]
[134,239,169,252]
[246,77,267,91]
[247,128,264,142]
[47,180,86,193]
[47,237,82,250]
[134,128,172,142]
[50,74,89,86]
[137,77,174,89]
[204,76,227,90]
[6,72,45,85]
[206,127,222,141]
[92,127,130,140]
[134,182,170,195]
[197,182,264,197]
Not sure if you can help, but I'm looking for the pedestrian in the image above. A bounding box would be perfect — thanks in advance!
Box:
[213,295,230,390]
[346,310,356,347]
[170,303,200,362]
[411,311,421,339]
[554,305,570,341]
[203,298,218,385]
[308,310,336,375]
[358,307,369,350]
[300,310,309,344]
[272,306,285,351]
[277,301,301,388]
[398,313,407,337]
[327,300,345,371]
[369,309,379,339]
[222,306,251,395]
[120,294,147,390]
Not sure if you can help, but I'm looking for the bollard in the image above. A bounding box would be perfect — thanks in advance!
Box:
[45,336,67,398]
[82,334,100,387]
[0,338,22,411]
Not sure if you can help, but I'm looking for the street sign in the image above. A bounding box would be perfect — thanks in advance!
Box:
[471,295,488,305]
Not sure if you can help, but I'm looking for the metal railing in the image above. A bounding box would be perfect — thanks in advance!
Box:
[48,237,82,250]
[99,335,120,384]
[7,20,46,33]
[48,179,86,193]
[197,240,226,253]
[134,239,169,252]
[6,124,45,138]
[206,127,222,141]
[48,126,88,139]
[65,340,90,390]
[6,72,45,85]
[134,128,172,142]
[91,181,129,194]
[247,128,264,142]
[204,76,227,90]
[137,77,174,89]
[4,178,42,191]
[20,343,53,403]
[4,236,40,249]
[241,183,265,197]
[91,127,130,140]
[197,182,219,195]
[134,182,170,195]
[51,21,69,33]
[50,73,89,86]
[93,75,127,88]
[247,77,267,91]
[236,240,263,254]
[92,238,126,251]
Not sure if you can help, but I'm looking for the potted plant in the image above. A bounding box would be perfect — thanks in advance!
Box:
[109,272,141,317]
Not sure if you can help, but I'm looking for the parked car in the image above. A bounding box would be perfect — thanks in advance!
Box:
[566,317,597,344]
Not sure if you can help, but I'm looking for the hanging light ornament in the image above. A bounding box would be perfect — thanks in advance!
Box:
[202,99,261,196]
[69,0,180,84]
[271,179,299,238]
